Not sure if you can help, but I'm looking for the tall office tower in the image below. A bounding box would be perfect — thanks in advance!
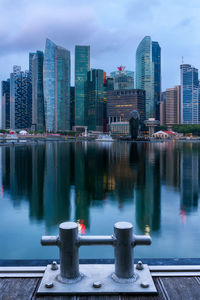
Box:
[110,66,134,90]
[136,36,161,120]
[159,92,166,125]
[165,85,180,125]
[43,39,71,132]
[1,79,10,129]
[32,51,45,131]
[180,64,199,124]
[85,69,104,131]
[75,45,90,126]
[152,41,161,120]
[70,87,75,129]
[10,66,32,129]
[103,75,114,132]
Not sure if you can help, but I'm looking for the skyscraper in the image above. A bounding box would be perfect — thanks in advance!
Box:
[136,36,161,120]
[1,79,10,129]
[180,64,199,124]
[165,86,180,125]
[85,69,104,131]
[110,66,134,90]
[75,45,90,126]
[152,41,161,120]
[10,66,32,129]
[43,39,71,132]
[32,51,45,131]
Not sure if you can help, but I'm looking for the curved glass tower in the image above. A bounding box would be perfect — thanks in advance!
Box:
[43,39,70,132]
[136,36,154,119]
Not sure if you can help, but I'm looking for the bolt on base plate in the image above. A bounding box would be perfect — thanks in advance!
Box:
[37,264,157,295]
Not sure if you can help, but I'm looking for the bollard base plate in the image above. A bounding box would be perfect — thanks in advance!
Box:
[37,264,157,295]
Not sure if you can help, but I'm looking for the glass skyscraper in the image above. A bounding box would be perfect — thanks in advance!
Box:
[85,69,104,131]
[136,36,161,120]
[43,39,71,132]
[32,51,45,131]
[152,41,161,120]
[75,45,90,126]
[110,67,134,90]
[180,64,199,124]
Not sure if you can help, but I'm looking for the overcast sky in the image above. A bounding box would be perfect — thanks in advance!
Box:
[0,0,200,90]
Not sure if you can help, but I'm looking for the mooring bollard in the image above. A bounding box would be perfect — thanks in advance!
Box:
[41,221,151,282]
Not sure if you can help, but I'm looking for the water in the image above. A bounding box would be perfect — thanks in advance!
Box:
[0,140,200,259]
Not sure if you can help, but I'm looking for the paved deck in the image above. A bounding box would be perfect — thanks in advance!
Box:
[1,264,200,300]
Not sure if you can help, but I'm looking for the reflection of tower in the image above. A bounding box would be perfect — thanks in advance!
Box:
[43,143,71,228]
[136,143,161,233]
[30,144,46,221]
[108,142,135,206]
[74,142,90,228]
[160,142,180,190]
[180,144,198,213]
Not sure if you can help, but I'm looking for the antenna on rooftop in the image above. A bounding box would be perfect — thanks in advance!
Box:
[182,56,184,64]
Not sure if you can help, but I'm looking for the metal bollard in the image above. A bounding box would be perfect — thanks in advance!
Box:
[41,221,151,282]
[114,222,134,279]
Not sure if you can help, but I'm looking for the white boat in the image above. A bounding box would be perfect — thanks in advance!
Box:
[96,134,114,142]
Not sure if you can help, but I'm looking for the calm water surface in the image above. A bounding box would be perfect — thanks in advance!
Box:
[0,141,200,259]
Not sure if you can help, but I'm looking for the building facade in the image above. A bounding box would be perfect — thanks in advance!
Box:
[110,66,134,90]
[107,89,145,125]
[180,64,199,124]
[32,51,45,131]
[85,69,104,131]
[10,66,32,129]
[1,79,10,129]
[152,41,161,120]
[43,39,71,132]
[136,36,161,120]
[75,45,90,126]
[165,86,180,125]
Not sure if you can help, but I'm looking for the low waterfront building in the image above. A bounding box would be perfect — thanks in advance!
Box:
[110,122,129,135]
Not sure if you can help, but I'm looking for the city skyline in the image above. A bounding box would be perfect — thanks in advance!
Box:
[0,0,200,91]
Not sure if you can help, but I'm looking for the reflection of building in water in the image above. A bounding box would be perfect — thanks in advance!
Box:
[135,143,161,233]
[30,144,45,221]
[159,142,180,190]
[74,142,91,228]
[43,142,71,228]
[180,144,198,213]
[108,142,136,206]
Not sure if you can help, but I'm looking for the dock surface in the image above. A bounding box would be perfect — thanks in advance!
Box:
[1,266,200,300]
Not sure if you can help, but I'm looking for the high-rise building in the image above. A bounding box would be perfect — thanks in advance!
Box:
[103,75,114,132]
[1,79,10,129]
[32,51,45,131]
[70,87,75,129]
[43,39,71,132]
[136,36,161,120]
[10,66,32,129]
[180,64,199,124]
[75,45,90,126]
[160,86,180,125]
[165,86,180,125]
[152,41,161,120]
[85,69,104,131]
[159,92,166,125]
[107,89,145,125]
[110,66,134,90]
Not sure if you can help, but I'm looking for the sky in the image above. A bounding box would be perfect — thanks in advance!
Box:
[0,0,200,90]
